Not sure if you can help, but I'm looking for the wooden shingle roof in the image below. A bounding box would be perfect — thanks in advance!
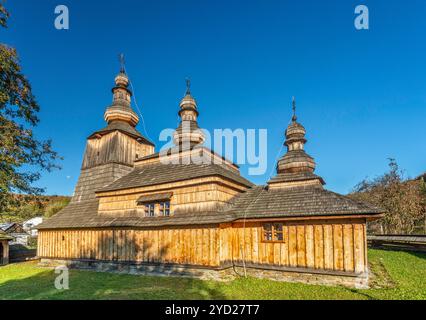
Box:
[37,199,238,229]
[38,184,383,230]
[89,121,154,146]
[96,163,253,193]
[226,185,384,219]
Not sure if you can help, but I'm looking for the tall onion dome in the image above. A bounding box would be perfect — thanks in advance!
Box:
[173,79,205,146]
[104,55,139,127]
[268,97,325,189]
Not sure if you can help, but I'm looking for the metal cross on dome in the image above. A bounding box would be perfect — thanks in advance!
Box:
[119,53,125,73]
[185,77,191,95]
[292,96,297,122]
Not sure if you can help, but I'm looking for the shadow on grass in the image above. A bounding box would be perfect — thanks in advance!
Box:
[1,227,229,300]
[408,251,426,260]
[0,263,228,300]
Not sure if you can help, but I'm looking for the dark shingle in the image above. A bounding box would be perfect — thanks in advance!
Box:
[38,184,383,230]
[226,185,384,219]
[37,199,238,229]
[89,121,154,146]
[97,163,253,193]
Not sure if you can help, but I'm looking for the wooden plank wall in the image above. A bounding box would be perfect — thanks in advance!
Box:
[81,131,154,169]
[98,179,243,217]
[38,226,220,267]
[38,218,368,274]
[222,219,367,274]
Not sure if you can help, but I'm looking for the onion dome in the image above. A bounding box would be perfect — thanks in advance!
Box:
[269,97,324,188]
[104,55,139,127]
[173,79,205,146]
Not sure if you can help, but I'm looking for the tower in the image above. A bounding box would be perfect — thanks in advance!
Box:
[268,97,325,189]
[72,57,155,203]
[173,79,205,147]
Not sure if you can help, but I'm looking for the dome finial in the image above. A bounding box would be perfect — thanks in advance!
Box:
[292,96,297,122]
[119,53,126,74]
[185,77,191,95]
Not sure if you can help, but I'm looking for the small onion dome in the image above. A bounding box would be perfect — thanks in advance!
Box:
[114,71,129,88]
[277,98,316,175]
[173,120,205,146]
[277,150,316,174]
[104,106,139,127]
[179,94,199,116]
[174,80,204,145]
[277,120,316,174]
[104,68,138,127]
[284,121,307,147]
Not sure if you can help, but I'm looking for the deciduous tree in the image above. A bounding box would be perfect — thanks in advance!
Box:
[0,3,60,213]
[350,159,425,234]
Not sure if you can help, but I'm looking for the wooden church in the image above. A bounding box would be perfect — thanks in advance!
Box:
[37,61,383,287]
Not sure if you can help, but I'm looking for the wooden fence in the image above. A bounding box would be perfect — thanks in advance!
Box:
[368,235,426,253]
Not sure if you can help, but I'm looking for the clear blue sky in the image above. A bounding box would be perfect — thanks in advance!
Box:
[2,0,426,196]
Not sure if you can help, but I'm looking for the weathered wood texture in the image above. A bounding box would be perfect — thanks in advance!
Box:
[97,178,244,216]
[0,240,10,265]
[72,163,134,202]
[38,226,221,267]
[223,219,367,273]
[82,131,154,170]
[38,218,367,274]
[72,131,154,203]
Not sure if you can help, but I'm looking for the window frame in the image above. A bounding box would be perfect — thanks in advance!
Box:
[262,223,285,243]
[144,203,155,217]
[159,201,171,216]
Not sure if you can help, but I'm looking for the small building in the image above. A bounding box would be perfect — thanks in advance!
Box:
[0,223,30,246]
[23,217,44,237]
[0,231,12,266]
[37,62,383,287]
[0,222,25,235]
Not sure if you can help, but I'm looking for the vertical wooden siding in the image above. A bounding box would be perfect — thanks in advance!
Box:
[38,218,368,274]
[222,219,367,274]
[38,226,220,267]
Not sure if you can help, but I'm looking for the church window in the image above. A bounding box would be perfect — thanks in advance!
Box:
[159,202,170,216]
[263,223,284,242]
[145,204,155,217]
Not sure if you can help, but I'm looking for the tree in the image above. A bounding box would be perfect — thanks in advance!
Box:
[0,3,60,213]
[350,159,425,234]
[44,198,70,218]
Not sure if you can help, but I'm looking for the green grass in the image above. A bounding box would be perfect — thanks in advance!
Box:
[0,249,425,300]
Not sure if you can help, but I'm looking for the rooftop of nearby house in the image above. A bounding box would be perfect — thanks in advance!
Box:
[0,223,19,232]
[0,230,13,241]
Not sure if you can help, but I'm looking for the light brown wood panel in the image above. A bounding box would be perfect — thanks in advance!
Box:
[323,224,334,270]
[305,225,315,269]
[333,225,344,271]
[38,219,367,274]
[296,225,306,267]
[353,224,364,273]
[343,224,354,272]
[288,225,298,267]
[314,225,324,269]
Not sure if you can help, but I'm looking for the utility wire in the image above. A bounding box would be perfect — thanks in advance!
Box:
[123,65,152,142]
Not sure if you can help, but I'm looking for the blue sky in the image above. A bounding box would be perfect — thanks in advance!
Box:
[2,0,426,196]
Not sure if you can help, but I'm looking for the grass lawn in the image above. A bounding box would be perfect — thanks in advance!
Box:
[0,249,425,300]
